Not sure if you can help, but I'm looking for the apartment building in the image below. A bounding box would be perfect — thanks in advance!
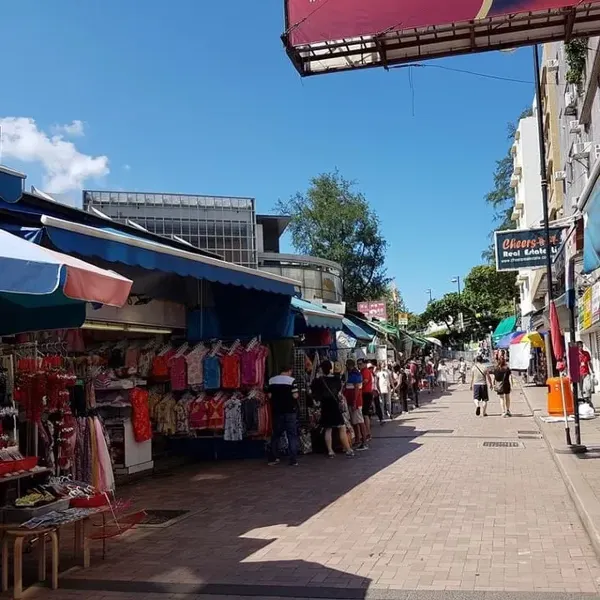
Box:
[510,103,545,321]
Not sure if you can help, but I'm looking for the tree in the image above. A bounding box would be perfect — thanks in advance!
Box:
[482,107,533,263]
[462,265,517,317]
[420,293,464,333]
[278,171,389,304]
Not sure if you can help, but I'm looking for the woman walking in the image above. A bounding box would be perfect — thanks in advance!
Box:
[311,360,354,457]
[470,354,490,417]
[492,355,513,417]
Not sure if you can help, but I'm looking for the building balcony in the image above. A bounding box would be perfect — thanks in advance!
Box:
[258,252,343,303]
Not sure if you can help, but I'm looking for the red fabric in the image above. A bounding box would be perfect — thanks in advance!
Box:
[130,388,152,443]
[549,300,565,361]
[580,349,592,377]
[169,356,188,391]
[207,398,225,430]
[360,368,373,393]
[189,400,209,430]
[221,355,241,389]
[286,0,584,46]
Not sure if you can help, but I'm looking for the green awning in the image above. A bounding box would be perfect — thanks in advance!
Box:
[492,315,517,342]
[369,320,399,337]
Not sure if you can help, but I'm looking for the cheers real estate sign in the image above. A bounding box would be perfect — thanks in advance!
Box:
[494,227,565,272]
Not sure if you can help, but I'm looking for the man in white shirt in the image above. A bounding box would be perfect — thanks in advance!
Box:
[376,362,392,420]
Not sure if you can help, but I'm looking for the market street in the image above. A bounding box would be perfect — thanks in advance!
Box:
[27,383,600,599]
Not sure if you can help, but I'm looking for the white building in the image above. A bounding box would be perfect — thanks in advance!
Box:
[511,103,546,322]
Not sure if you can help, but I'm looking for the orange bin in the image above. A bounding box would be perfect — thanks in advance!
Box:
[547,376,574,416]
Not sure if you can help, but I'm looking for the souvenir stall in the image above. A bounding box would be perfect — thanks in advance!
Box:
[508,331,547,384]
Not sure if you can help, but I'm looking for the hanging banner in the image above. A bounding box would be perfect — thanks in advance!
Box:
[579,287,593,331]
[283,0,600,75]
[494,227,565,272]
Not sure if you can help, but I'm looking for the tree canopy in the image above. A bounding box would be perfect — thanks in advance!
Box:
[278,171,389,305]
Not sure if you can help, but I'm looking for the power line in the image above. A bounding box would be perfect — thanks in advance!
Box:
[391,62,533,84]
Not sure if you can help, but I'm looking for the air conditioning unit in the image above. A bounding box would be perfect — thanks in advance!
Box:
[594,143,600,159]
[513,165,522,176]
[547,58,560,71]
[510,174,519,188]
[565,91,577,116]
[571,195,580,209]
[554,170,567,181]
[572,141,591,159]
[569,119,582,134]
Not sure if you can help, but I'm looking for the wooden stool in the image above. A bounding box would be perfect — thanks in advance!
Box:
[1,527,58,599]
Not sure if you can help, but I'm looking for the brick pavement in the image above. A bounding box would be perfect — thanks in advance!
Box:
[23,384,600,599]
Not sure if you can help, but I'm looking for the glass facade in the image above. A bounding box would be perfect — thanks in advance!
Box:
[83,190,257,268]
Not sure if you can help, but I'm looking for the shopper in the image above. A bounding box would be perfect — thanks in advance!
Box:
[491,355,513,417]
[267,366,300,466]
[425,359,435,392]
[344,359,368,450]
[409,358,420,408]
[470,354,490,417]
[437,359,449,392]
[376,362,392,419]
[358,359,374,441]
[370,363,385,425]
[311,360,354,458]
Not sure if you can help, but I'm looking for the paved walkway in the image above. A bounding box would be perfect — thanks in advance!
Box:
[24,384,600,599]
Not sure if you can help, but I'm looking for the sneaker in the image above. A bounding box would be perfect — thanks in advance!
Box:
[356,444,368,452]
[327,452,335,459]
[345,450,355,458]
[290,461,299,467]
[268,459,280,466]
[502,413,508,418]
[506,410,512,417]
[476,406,481,416]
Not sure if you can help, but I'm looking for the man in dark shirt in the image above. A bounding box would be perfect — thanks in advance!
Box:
[267,366,300,466]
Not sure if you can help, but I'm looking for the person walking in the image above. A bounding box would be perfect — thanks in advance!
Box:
[311,360,354,458]
[457,357,467,384]
[437,359,449,392]
[578,341,596,408]
[376,362,392,419]
[491,355,513,417]
[267,365,300,466]
[470,354,490,417]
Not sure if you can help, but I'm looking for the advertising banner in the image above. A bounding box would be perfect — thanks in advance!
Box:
[357,300,387,320]
[494,227,565,272]
[398,312,409,327]
[285,0,600,46]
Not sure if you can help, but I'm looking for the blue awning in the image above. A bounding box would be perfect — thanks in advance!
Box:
[40,215,298,296]
[291,297,343,330]
[342,318,373,342]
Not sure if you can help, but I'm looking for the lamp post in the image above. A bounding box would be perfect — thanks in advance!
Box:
[426,289,433,303]
[451,276,461,296]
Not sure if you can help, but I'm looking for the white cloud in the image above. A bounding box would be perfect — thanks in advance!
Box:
[123,164,131,171]
[0,117,109,193]
[52,120,85,137]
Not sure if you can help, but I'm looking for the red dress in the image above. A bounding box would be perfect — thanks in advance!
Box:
[130,388,152,443]
[221,355,240,389]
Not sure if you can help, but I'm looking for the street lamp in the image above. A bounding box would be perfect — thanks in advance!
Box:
[426,289,433,303]
[451,276,461,296]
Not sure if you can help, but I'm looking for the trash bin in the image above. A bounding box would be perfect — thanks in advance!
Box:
[547,376,574,416]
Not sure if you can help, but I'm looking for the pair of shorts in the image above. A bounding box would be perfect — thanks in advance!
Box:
[362,392,374,416]
[473,384,489,402]
[351,408,364,425]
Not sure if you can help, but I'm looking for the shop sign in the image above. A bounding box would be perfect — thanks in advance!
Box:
[398,312,409,326]
[593,282,600,325]
[357,300,387,320]
[579,287,593,331]
[495,227,565,272]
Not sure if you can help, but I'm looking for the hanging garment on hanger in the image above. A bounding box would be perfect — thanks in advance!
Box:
[130,387,152,443]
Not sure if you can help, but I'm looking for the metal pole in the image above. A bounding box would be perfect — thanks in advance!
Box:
[533,44,572,446]
[567,257,582,446]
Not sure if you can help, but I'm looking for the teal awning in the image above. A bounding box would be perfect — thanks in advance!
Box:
[342,318,373,342]
[492,315,517,342]
[291,297,343,330]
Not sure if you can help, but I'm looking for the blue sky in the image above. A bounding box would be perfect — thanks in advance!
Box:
[0,0,535,313]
